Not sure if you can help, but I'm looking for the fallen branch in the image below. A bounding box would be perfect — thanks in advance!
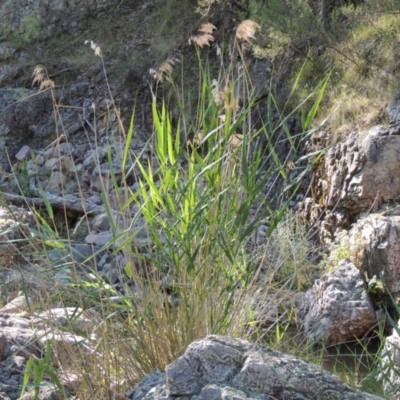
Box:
[1,191,106,216]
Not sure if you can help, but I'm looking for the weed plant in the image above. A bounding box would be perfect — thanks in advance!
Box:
[3,21,334,399]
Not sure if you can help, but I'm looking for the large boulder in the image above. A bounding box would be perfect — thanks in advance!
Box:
[298,259,377,346]
[344,214,400,296]
[304,124,400,240]
[127,335,382,399]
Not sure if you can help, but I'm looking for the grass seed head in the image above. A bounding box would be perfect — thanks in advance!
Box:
[149,58,176,83]
[236,20,261,44]
[198,22,217,35]
[188,22,217,47]
[188,33,215,47]
[32,65,55,91]
[85,40,102,57]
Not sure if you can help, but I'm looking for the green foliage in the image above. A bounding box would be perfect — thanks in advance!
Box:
[11,161,36,198]
[365,275,386,295]
[8,17,332,397]
[20,341,67,400]
[21,15,43,41]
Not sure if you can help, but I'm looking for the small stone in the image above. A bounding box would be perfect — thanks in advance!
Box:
[85,231,113,246]
[15,146,32,161]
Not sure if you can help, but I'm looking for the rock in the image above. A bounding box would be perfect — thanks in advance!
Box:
[0,308,103,399]
[32,307,101,334]
[0,88,54,169]
[344,214,400,296]
[0,294,32,314]
[0,315,43,400]
[388,92,400,131]
[299,259,377,346]
[127,335,382,399]
[85,231,113,247]
[14,146,33,161]
[1,93,79,167]
[43,171,67,194]
[49,243,102,273]
[307,124,400,239]
[92,213,111,231]
[379,321,400,398]
[20,386,66,400]
[0,0,113,38]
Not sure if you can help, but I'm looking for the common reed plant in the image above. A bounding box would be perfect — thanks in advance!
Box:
[5,22,332,398]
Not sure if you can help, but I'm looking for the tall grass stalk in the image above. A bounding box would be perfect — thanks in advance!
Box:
[7,38,331,398]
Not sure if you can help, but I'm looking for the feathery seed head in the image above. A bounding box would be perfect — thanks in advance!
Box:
[149,58,176,83]
[32,65,45,86]
[236,20,261,44]
[32,65,55,92]
[212,79,223,106]
[198,22,217,35]
[85,40,102,57]
[188,33,215,47]
[39,79,55,91]
[188,22,217,48]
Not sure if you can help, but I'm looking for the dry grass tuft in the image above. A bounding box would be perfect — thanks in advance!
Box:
[85,40,102,57]
[32,65,55,92]
[212,79,240,113]
[188,22,217,47]
[198,22,217,35]
[149,58,177,83]
[211,79,224,106]
[236,20,261,44]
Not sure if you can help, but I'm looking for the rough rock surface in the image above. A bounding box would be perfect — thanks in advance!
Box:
[0,0,111,37]
[0,87,88,170]
[298,259,377,346]
[305,125,400,240]
[0,306,101,399]
[127,335,382,400]
[379,322,400,399]
[343,214,400,296]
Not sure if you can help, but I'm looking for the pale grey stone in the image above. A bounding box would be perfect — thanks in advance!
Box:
[299,260,377,346]
[14,146,32,161]
[128,335,382,400]
[345,215,400,296]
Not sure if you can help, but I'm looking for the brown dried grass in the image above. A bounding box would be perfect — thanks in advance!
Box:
[236,20,261,44]
[32,65,55,92]
[188,22,217,47]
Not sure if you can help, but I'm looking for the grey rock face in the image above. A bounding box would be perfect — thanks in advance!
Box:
[0,308,102,399]
[306,125,400,240]
[388,92,400,131]
[128,335,382,400]
[299,260,377,346]
[325,126,400,210]
[379,323,400,399]
[0,87,87,170]
[0,0,112,38]
[345,215,400,296]
[0,315,42,400]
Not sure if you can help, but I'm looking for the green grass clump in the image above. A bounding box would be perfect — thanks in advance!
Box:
[4,25,332,398]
